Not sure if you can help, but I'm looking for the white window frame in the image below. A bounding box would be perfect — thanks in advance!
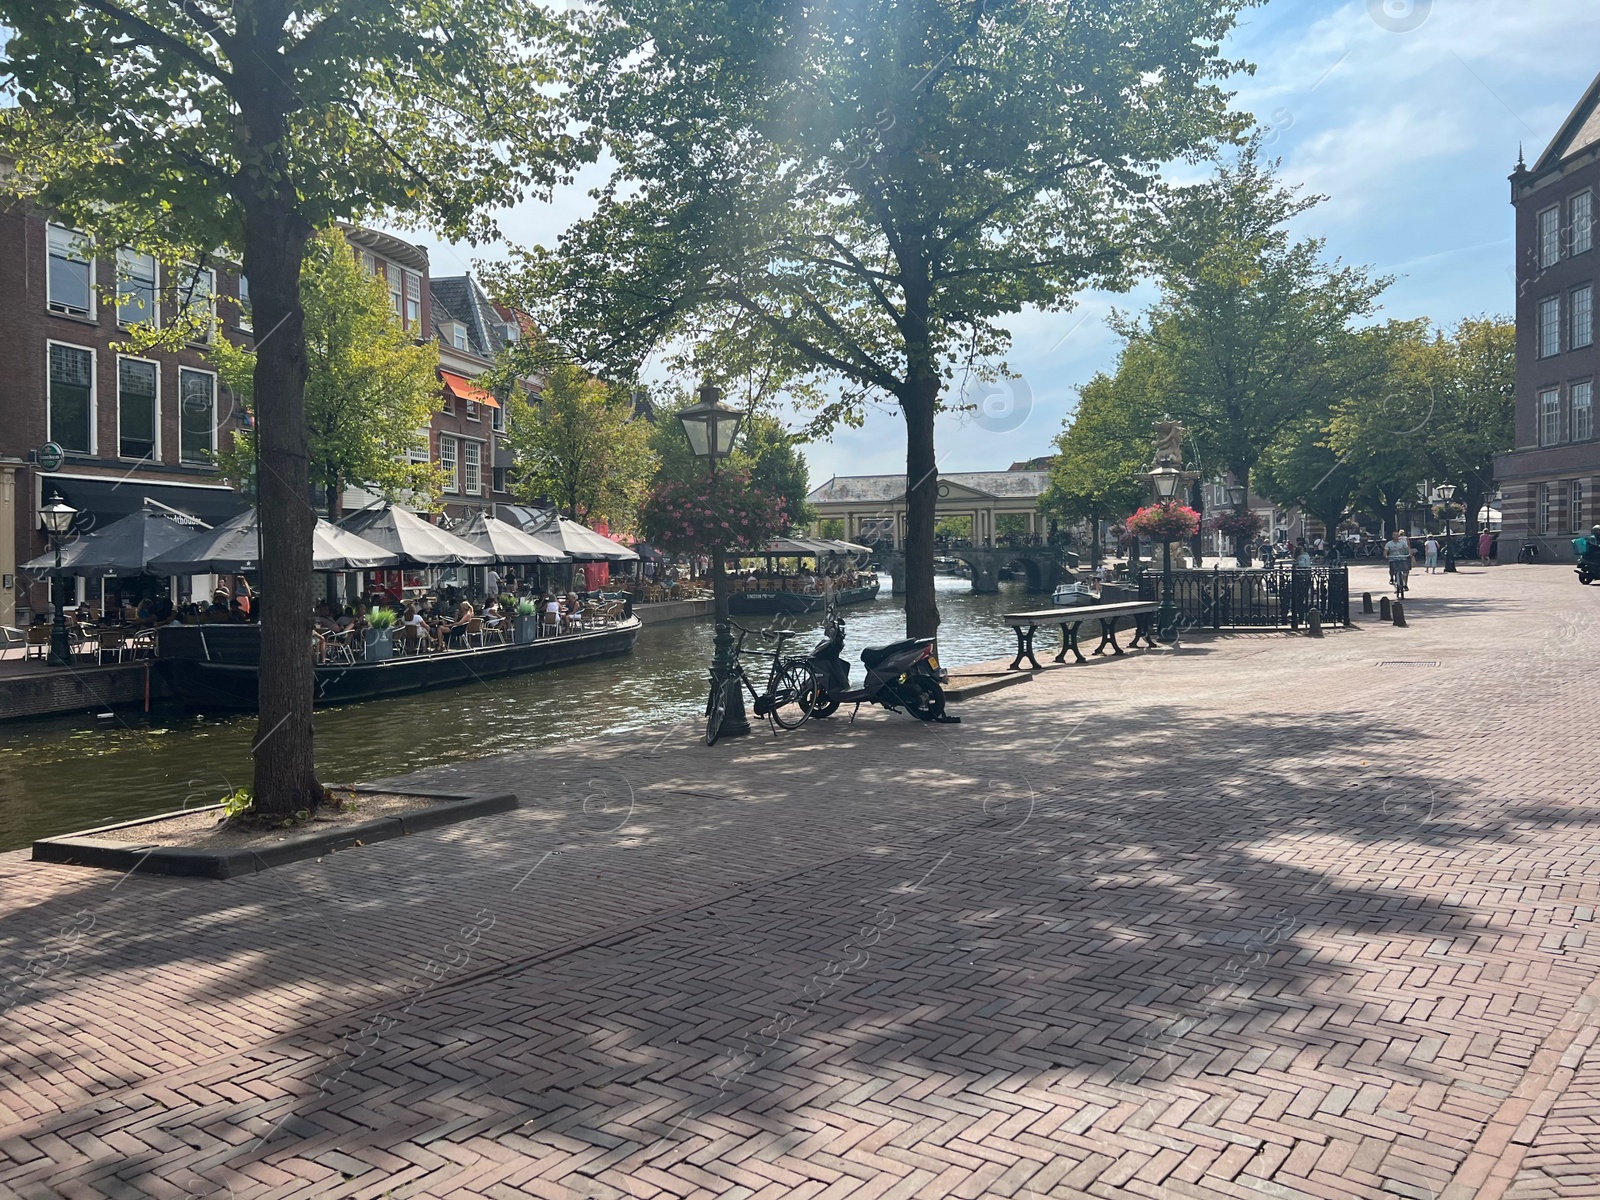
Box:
[465,398,480,422]
[1539,205,1562,269]
[1539,296,1561,358]
[115,249,159,328]
[463,440,482,496]
[1541,482,1555,533]
[492,401,505,434]
[177,365,218,464]
[1572,191,1594,257]
[177,263,216,344]
[1572,284,1593,350]
[453,326,468,351]
[46,224,96,318]
[1570,479,1584,534]
[1573,380,1594,442]
[387,263,403,318]
[440,436,459,492]
[116,354,162,462]
[46,340,97,456]
[236,275,252,334]
[407,425,431,464]
[1540,387,1561,446]
[404,270,421,331]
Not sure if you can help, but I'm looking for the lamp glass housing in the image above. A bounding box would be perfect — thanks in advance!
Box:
[677,384,744,461]
[1150,466,1181,501]
[1437,483,1457,502]
[1228,485,1247,505]
[40,499,76,536]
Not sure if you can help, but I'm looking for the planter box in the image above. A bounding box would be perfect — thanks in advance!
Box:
[364,627,394,660]
[514,614,540,643]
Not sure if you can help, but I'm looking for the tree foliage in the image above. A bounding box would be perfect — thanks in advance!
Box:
[1,0,573,813]
[212,228,446,515]
[494,0,1259,636]
[506,362,655,528]
[646,395,816,533]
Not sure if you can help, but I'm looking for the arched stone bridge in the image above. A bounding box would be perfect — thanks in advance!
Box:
[876,545,1079,595]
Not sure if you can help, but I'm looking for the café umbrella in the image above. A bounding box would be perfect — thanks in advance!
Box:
[523,514,639,562]
[21,502,210,578]
[147,510,401,574]
[338,502,494,566]
[450,512,570,564]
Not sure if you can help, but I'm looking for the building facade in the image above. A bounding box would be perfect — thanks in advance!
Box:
[426,275,519,522]
[1497,72,1600,559]
[0,207,254,626]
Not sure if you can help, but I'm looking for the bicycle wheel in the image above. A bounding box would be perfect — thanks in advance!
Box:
[769,661,819,730]
[705,680,728,746]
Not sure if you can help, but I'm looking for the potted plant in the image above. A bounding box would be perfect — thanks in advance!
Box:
[363,607,397,660]
[514,598,540,643]
[1126,502,1202,545]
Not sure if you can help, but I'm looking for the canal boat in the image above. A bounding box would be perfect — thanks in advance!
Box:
[727,579,880,615]
[154,618,641,709]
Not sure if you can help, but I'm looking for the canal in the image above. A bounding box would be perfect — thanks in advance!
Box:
[0,576,1034,850]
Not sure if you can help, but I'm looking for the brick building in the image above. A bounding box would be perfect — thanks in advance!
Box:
[1497,72,1600,558]
[0,207,253,626]
[426,274,519,522]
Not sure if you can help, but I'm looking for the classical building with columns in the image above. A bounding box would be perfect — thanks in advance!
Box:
[807,469,1050,548]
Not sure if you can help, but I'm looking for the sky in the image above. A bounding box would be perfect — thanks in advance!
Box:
[396,0,1600,490]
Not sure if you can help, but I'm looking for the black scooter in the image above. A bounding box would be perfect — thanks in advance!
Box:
[802,608,959,723]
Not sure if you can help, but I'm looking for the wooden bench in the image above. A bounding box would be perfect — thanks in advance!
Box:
[1002,600,1162,670]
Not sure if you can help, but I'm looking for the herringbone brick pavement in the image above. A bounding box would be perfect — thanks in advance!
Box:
[1,563,1597,1198]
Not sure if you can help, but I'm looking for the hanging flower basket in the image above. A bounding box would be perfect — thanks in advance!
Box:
[1215,510,1264,541]
[1126,503,1201,544]
[640,469,787,554]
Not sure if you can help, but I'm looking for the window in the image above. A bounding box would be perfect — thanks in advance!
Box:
[404,271,421,330]
[1540,387,1561,445]
[492,400,505,433]
[453,326,467,351]
[440,436,458,491]
[407,427,431,463]
[387,263,403,318]
[118,357,158,459]
[1541,483,1555,533]
[1574,380,1594,442]
[465,399,479,421]
[464,441,482,495]
[362,251,377,275]
[1540,205,1562,268]
[236,275,252,333]
[48,343,94,453]
[1573,284,1594,349]
[177,264,215,342]
[178,368,215,463]
[492,466,508,494]
[1571,479,1584,533]
[1573,192,1594,256]
[116,250,158,326]
[1540,296,1561,357]
[47,225,94,317]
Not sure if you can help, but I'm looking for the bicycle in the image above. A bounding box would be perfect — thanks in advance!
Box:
[1389,558,1410,599]
[705,622,820,746]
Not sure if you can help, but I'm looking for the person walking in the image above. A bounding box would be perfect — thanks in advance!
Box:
[1479,530,1492,563]
[1423,535,1440,573]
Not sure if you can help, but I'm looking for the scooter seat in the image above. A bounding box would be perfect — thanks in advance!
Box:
[860,637,934,668]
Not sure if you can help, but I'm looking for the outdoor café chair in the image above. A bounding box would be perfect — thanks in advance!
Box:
[96,628,129,665]
[464,617,486,648]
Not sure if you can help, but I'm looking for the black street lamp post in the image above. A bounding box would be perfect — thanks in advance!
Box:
[1227,483,1248,566]
[39,497,77,667]
[1148,463,1182,643]
[1437,483,1458,573]
[679,383,750,742]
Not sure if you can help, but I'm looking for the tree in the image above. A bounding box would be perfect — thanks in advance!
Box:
[507,362,655,527]
[1041,342,1169,569]
[647,396,816,533]
[1419,317,1515,539]
[211,228,445,518]
[2,0,571,812]
[501,0,1258,638]
[1252,414,1359,545]
[1121,141,1391,514]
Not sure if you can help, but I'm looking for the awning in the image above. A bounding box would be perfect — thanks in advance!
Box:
[147,510,401,574]
[441,370,500,408]
[41,473,248,530]
[20,503,210,577]
[339,502,494,566]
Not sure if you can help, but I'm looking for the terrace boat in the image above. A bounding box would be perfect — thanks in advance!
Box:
[155,618,640,709]
[726,534,882,615]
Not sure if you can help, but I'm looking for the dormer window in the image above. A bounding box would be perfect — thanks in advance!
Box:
[441,320,468,351]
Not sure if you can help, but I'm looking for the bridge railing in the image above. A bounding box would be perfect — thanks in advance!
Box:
[1137,565,1349,630]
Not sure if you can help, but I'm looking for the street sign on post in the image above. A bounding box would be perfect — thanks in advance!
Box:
[37,442,65,472]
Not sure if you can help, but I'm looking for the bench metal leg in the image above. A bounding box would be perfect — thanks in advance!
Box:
[1009,623,1043,671]
[1092,616,1125,656]
[1053,620,1086,664]
[1127,615,1156,649]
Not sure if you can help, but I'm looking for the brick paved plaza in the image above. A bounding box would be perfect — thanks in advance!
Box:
[2,562,1598,1199]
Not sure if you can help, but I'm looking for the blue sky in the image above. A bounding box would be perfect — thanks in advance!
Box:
[402,0,1600,488]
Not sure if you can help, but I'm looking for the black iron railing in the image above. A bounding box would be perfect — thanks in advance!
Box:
[1137,566,1349,630]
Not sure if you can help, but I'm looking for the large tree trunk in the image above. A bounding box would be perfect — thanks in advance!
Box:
[900,383,940,640]
[245,198,321,816]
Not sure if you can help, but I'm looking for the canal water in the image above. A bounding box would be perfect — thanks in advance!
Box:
[0,576,1034,850]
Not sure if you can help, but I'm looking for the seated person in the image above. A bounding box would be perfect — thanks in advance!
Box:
[442,600,475,646]
[562,593,582,628]
[313,601,339,633]
[155,598,178,626]
[483,601,505,628]
[543,595,563,630]
[135,598,155,627]
[334,605,357,631]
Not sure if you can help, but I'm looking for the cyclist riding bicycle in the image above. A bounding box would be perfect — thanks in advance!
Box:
[1384,530,1413,593]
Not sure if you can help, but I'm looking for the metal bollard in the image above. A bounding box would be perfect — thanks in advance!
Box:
[1306,609,1323,637]
[1362,591,1373,614]
[1392,600,1406,627]
[1379,596,1391,621]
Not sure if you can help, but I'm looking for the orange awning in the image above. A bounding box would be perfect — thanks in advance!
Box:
[440,370,499,408]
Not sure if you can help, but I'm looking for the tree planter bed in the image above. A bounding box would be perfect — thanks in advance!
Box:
[31,786,517,879]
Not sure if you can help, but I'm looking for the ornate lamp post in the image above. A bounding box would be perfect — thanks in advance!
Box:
[1437,483,1458,573]
[1227,483,1249,566]
[39,496,77,667]
[679,383,750,741]
[1147,462,1183,643]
